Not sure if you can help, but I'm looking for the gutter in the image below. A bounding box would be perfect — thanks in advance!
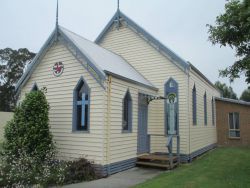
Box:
[104,71,158,92]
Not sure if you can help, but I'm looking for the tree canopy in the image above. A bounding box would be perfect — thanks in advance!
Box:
[214,81,238,99]
[240,88,250,102]
[0,48,35,111]
[207,0,250,84]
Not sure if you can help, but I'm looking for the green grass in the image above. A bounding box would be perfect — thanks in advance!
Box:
[134,147,250,188]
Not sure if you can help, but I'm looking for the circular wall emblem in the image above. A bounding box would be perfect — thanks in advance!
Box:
[53,62,64,77]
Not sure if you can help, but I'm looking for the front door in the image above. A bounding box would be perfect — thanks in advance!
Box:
[137,94,149,154]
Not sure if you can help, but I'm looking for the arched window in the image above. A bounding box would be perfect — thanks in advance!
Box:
[204,92,207,125]
[122,90,132,132]
[165,78,178,135]
[31,83,38,91]
[73,77,90,131]
[192,84,197,125]
[211,97,215,126]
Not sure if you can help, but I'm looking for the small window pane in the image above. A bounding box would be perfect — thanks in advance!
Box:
[84,105,88,128]
[169,81,174,88]
[77,105,82,129]
[229,130,240,138]
[234,113,240,129]
[123,98,129,130]
[229,113,234,129]
[122,91,132,132]
[229,130,236,137]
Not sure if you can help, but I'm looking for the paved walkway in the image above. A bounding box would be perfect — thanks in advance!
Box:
[62,167,164,188]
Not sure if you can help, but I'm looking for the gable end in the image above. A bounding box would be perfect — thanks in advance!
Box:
[95,11,190,72]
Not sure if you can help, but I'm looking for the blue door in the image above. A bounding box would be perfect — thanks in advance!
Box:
[137,95,149,154]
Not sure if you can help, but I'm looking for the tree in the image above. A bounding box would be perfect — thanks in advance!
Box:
[214,81,238,99]
[240,88,250,102]
[207,0,250,84]
[0,48,35,111]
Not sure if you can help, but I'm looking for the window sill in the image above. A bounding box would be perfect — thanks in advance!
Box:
[228,137,240,140]
[122,130,132,133]
[72,130,90,134]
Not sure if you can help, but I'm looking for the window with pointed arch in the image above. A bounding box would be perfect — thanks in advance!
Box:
[192,84,197,125]
[73,77,90,132]
[122,90,132,132]
[204,92,207,125]
[31,83,39,91]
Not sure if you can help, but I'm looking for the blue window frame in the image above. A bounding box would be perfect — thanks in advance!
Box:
[192,84,197,125]
[122,90,132,132]
[204,92,207,125]
[164,78,178,135]
[31,83,38,91]
[72,77,90,132]
[212,97,215,126]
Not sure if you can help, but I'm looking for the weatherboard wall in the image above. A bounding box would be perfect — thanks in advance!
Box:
[98,22,190,155]
[188,69,220,153]
[104,76,157,165]
[20,40,106,164]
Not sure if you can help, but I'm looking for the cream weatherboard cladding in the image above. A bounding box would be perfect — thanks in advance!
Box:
[20,41,106,164]
[188,69,220,153]
[98,23,189,155]
[98,19,220,156]
[17,10,221,175]
[105,76,157,164]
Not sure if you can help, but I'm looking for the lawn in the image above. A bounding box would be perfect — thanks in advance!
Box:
[134,147,250,188]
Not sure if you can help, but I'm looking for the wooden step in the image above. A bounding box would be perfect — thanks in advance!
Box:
[138,154,177,162]
[136,161,170,168]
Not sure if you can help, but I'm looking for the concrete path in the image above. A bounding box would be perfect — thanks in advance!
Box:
[62,167,164,188]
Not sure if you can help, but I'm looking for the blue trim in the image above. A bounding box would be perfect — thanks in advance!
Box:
[122,89,132,133]
[58,27,106,80]
[15,25,107,93]
[95,143,216,177]
[192,84,197,125]
[72,76,90,132]
[95,11,189,71]
[95,11,219,90]
[16,28,58,93]
[189,64,219,92]
[157,143,217,163]
[204,92,207,125]
[95,158,137,177]
[31,82,39,91]
[164,78,179,136]
[212,97,215,126]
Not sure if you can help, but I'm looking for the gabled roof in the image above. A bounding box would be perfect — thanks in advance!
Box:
[16,26,157,92]
[95,10,217,90]
[95,10,190,71]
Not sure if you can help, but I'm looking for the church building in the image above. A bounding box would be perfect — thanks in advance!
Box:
[16,8,220,176]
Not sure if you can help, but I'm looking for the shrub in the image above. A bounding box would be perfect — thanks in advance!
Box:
[0,89,98,187]
[3,89,54,160]
[0,149,67,187]
[64,158,97,184]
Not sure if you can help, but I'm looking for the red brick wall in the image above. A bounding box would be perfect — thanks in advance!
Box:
[216,100,250,146]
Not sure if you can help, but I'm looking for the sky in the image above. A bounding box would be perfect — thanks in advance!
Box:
[0,0,248,97]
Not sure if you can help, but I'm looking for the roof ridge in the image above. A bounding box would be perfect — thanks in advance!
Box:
[59,25,155,88]
[119,11,188,65]
[95,10,218,90]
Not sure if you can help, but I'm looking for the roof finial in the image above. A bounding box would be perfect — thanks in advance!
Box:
[56,0,59,27]
[117,0,120,11]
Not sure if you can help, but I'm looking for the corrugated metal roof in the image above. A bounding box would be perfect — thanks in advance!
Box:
[59,26,156,90]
